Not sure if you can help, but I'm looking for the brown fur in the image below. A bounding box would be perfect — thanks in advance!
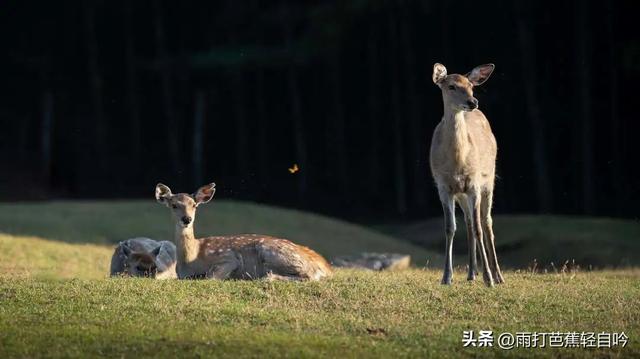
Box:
[155,183,332,281]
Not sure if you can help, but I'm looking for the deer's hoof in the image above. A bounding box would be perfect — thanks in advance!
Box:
[441,277,452,285]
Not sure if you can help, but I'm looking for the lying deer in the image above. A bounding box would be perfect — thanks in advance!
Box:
[110,237,177,279]
[430,63,505,287]
[155,182,332,281]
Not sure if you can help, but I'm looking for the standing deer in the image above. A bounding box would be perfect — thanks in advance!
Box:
[155,182,332,281]
[430,63,505,287]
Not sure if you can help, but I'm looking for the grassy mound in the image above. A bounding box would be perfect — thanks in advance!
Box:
[0,200,433,264]
[0,234,111,279]
[378,215,640,268]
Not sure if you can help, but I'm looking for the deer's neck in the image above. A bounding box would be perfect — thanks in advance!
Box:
[175,224,200,263]
[443,109,470,165]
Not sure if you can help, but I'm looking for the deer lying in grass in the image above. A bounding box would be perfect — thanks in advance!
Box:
[155,182,332,281]
[430,63,505,287]
[110,237,177,279]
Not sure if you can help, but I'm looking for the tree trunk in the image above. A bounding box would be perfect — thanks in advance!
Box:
[366,15,381,197]
[153,0,182,177]
[82,0,107,170]
[388,12,407,214]
[515,1,552,212]
[606,1,621,214]
[255,69,269,184]
[193,91,205,187]
[230,70,249,176]
[328,47,349,195]
[282,3,308,198]
[123,0,141,169]
[41,91,54,187]
[575,0,595,214]
[400,6,426,209]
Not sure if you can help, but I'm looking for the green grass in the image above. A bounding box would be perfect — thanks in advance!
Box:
[0,200,433,264]
[378,215,640,268]
[1,201,639,357]
[0,267,638,358]
[0,234,111,279]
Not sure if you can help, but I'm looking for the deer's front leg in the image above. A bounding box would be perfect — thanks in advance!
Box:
[439,188,456,285]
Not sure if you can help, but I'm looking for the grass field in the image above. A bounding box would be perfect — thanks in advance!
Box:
[378,215,640,269]
[0,200,433,264]
[0,201,639,357]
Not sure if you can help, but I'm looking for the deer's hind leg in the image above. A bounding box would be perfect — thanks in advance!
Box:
[265,273,305,281]
[481,188,505,284]
[459,198,478,281]
[467,190,494,287]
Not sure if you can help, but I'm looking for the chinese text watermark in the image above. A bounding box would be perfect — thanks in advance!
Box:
[462,330,628,349]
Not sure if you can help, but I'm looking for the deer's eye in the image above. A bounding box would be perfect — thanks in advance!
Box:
[448,85,456,91]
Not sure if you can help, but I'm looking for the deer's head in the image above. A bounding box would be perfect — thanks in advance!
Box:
[155,183,216,228]
[121,246,160,277]
[432,63,494,112]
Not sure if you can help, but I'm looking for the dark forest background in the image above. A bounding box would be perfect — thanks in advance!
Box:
[1,0,639,221]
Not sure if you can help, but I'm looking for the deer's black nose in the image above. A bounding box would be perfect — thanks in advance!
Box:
[181,216,192,225]
[467,98,478,109]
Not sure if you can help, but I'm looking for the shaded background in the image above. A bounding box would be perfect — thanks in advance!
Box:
[1,0,639,221]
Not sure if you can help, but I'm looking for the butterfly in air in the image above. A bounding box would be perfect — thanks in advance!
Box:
[288,164,299,174]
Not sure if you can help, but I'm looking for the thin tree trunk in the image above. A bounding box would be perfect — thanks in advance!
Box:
[389,12,407,214]
[400,6,426,208]
[515,1,552,212]
[230,69,249,176]
[575,1,595,214]
[367,15,381,197]
[153,0,181,176]
[193,91,205,187]
[82,0,107,169]
[606,1,621,214]
[328,47,349,195]
[123,1,141,168]
[255,69,269,183]
[41,91,54,187]
[282,2,308,198]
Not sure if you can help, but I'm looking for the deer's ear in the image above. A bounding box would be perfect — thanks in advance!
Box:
[432,63,447,85]
[466,64,495,86]
[155,183,173,204]
[194,183,216,206]
[121,244,132,257]
[150,246,162,257]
